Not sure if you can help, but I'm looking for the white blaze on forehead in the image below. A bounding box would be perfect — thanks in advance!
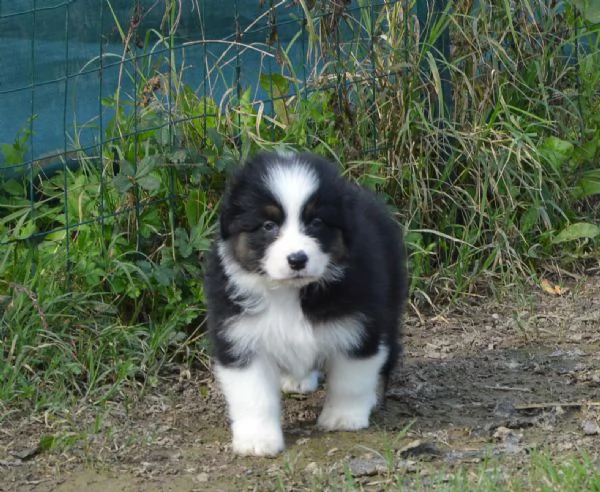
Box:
[264,162,318,219]
[261,161,329,282]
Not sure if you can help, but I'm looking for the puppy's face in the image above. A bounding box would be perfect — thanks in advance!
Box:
[220,155,349,287]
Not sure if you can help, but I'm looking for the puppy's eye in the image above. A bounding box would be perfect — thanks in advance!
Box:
[309,217,323,229]
[263,220,279,233]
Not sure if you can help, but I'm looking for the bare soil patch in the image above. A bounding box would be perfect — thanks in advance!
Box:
[2,275,600,491]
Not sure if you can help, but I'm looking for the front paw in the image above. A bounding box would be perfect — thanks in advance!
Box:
[231,419,285,456]
[317,405,370,432]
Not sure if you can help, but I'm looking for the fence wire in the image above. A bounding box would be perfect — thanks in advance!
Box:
[0,0,597,278]
[0,1,406,245]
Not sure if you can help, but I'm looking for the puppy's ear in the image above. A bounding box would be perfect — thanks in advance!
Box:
[218,169,245,240]
[219,202,233,239]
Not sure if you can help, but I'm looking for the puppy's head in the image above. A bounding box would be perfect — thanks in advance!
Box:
[219,152,350,287]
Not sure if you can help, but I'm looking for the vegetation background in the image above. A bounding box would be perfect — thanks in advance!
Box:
[0,1,599,487]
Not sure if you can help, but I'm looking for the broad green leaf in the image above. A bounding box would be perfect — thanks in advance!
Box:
[572,0,600,22]
[186,189,202,225]
[158,125,172,147]
[112,174,133,193]
[45,230,67,241]
[175,227,192,258]
[154,265,175,286]
[543,137,574,159]
[206,127,223,151]
[572,139,598,165]
[552,222,600,244]
[119,159,135,177]
[190,222,212,251]
[169,149,188,164]
[1,143,25,165]
[2,179,23,196]
[100,96,115,107]
[540,136,574,172]
[259,73,289,97]
[574,169,600,199]
[136,154,160,178]
[215,154,237,172]
[259,74,291,125]
[520,205,540,233]
[139,208,161,238]
[137,174,161,192]
[14,220,36,240]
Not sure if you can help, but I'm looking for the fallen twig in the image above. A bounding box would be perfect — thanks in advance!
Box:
[477,384,532,392]
[515,401,600,411]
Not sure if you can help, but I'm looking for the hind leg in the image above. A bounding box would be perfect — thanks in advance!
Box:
[280,370,321,394]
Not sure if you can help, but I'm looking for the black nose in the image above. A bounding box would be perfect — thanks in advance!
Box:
[287,251,308,270]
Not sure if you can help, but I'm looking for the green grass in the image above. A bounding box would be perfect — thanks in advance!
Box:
[411,453,600,491]
[242,448,600,491]
[1,286,170,415]
[0,0,599,422]
[401,454,600,491]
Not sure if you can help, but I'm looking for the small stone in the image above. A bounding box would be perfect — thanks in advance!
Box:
[493,426,509,439]
[196,472,209,482]
[581,420,599,435]
[9,446,40,461]
[304,461,319,474]
[398,439,441,458]
[348,456,388,477]
[327,447,339,456]
[493,426,522,443]
[557,441,574,452]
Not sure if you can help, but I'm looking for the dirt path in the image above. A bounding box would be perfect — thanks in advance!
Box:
[2,275,599,491]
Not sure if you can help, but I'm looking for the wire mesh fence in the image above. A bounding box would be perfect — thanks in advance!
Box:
[1,1,409,243]
[1,1,599,411]
[0,0,598,296]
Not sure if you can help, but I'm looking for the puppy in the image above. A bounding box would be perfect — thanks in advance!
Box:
[204,151,407,456]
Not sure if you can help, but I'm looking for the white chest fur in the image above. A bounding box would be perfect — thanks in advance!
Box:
[225,286,364,379]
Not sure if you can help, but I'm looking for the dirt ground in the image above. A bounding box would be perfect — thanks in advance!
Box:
[1,273,600,491]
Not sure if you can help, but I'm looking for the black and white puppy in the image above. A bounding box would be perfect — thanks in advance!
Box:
[204,151,407,456]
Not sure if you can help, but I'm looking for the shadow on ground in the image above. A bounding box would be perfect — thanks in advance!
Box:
[2,275,599,491]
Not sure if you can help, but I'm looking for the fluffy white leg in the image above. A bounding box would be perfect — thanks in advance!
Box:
[317,347,388,431]
[215,357,284,456]
[280,370,321,394]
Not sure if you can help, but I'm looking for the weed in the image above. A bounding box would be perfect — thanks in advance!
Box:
[0,0,599,421]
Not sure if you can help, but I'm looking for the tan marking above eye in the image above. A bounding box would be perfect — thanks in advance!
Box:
[303,200,317,217]
[264,204,283,221]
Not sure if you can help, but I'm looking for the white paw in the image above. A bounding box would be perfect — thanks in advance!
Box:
[317,404,371,431]
[280,371,321,394]
[231,419,285,457]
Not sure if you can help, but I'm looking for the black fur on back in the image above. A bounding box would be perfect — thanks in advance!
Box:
[204,152,408,384]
